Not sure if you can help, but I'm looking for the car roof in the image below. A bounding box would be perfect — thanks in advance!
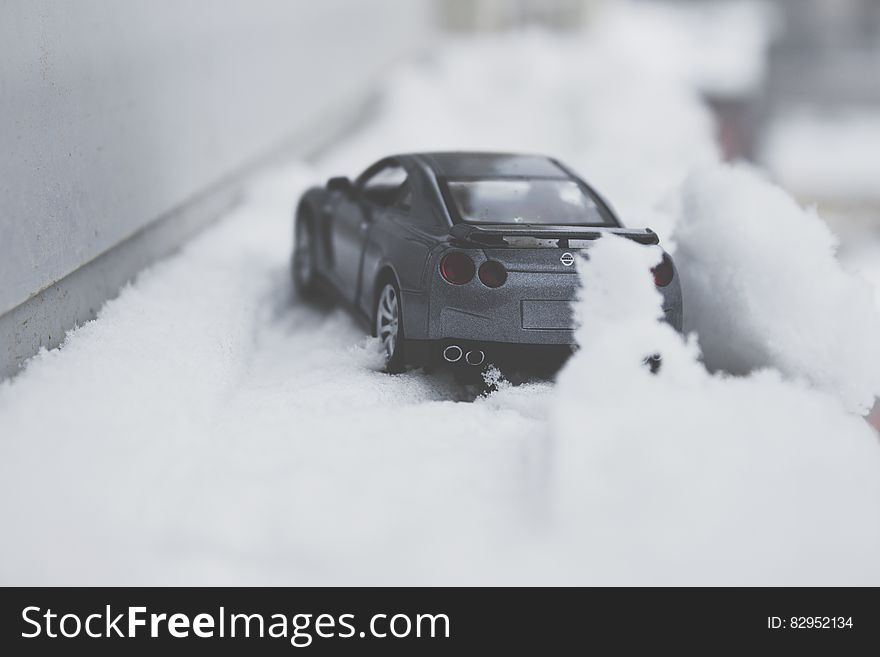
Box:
[402,151,568,179]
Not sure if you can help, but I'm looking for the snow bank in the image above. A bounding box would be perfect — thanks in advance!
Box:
[552,236,880,584]
[672,165,880,413]
[0,163,317,582]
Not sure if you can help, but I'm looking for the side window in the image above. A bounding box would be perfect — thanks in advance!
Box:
[393,182,413,211]
[361,164,407,207]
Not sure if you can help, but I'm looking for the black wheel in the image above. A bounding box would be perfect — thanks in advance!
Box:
[375,280,406,373]
[292,209,320,300]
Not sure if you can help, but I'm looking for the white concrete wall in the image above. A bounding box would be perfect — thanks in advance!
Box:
[0,0,431,316]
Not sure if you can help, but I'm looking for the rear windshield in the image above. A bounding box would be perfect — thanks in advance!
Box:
[445,178,616,226]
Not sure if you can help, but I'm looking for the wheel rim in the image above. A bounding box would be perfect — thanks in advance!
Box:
[376,284,399,362]
[295,221,313,285]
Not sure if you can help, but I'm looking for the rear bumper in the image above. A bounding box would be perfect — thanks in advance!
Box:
[411,269,683,344]
[437,307,579,345]
[404,339,576,372]
[421,270,584,344]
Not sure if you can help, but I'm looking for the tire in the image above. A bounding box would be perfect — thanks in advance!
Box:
[292,209,320,300]
[375,280,406,373]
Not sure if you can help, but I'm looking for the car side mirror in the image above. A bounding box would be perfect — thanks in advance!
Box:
[327,176,354,195]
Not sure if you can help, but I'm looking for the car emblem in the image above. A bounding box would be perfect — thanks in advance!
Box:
[560,252,574,267]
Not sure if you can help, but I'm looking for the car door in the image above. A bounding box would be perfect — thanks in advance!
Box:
[358,174,439,325]
[326,184,366,303]
[328,160,406,305]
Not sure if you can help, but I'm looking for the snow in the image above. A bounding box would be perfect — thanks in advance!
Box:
[1,2,879,585]
[673,164,880,413]
[553,236,880,585]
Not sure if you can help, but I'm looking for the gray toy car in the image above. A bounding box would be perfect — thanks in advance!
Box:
[292,152,682,374]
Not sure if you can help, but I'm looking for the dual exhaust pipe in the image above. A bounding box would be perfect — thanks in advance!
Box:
[443,345,485,366]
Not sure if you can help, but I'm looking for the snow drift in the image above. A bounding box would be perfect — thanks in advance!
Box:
[672,165,880,413]
[552,236,880,584]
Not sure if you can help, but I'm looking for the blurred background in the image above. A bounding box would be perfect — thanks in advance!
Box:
[443,0,880,237]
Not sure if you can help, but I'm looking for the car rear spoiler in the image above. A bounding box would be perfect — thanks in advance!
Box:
[448,223,660,246]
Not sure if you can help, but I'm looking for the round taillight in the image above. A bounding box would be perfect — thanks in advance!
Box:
[652,253,674,287]
[440,251,475,285]
[478,260,507,288]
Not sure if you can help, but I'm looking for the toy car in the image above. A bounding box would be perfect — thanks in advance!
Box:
[292,152,682,374]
